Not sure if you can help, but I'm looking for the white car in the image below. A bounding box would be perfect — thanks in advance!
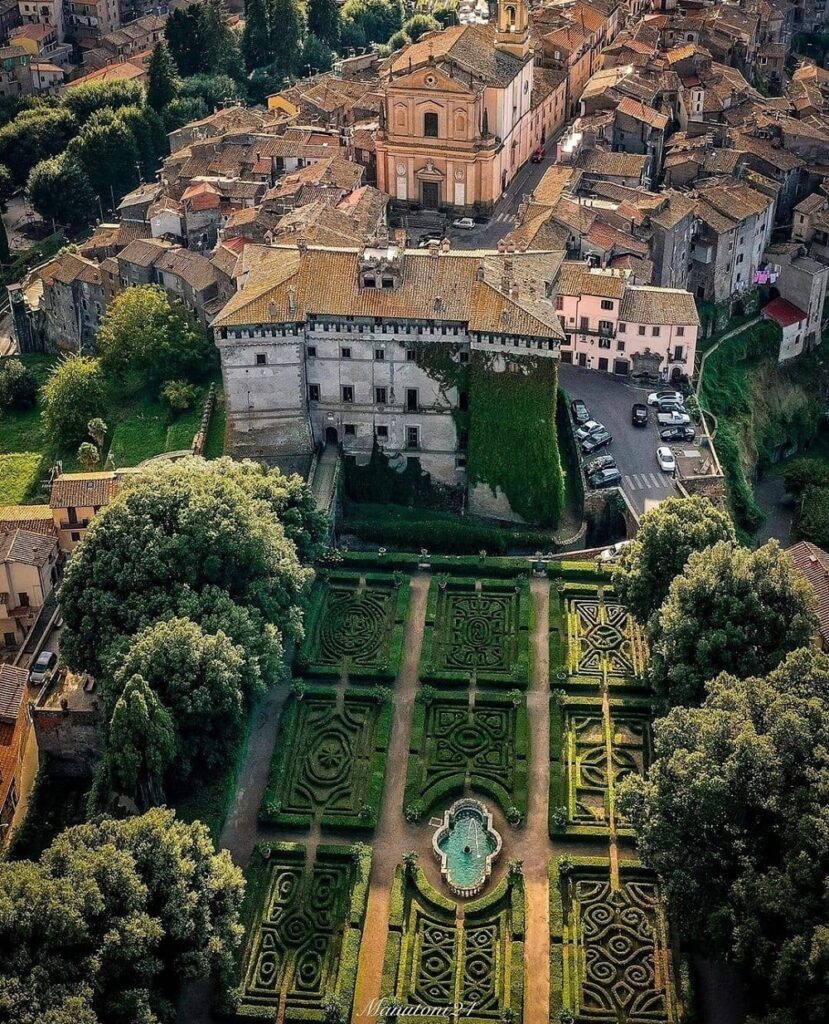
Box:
[599,540,632,563]
[656,409,691,426]
[648,390,684,407]
[575,419,603,441]
[656,446,676,472]
[452,217,475,230]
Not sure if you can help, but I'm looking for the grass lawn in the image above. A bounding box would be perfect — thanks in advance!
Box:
[1,353,224,503]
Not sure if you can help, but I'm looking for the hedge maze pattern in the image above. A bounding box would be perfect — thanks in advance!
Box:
[383,868,525,1023]
[550,699,653,838]
[239,843,369,1021]
[406,692,528,816]
[421,577,531,686]
[551,859,677,1024]
[299,572,409,680]
[260,689,391,830]
[566,597,647,680]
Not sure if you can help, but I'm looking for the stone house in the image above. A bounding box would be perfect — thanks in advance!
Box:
[0,528,59,648]
[49,471,124,551]
[762,243,828,361]
[31,669,102,778]
[555,261,699,378]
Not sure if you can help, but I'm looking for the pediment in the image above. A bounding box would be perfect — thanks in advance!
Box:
[389,63,477,97]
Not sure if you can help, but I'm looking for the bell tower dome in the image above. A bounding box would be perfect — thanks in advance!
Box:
[495,0,530,59]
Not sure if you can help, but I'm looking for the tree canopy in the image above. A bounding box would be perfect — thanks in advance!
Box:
[26,155,96,229]
[0,106,77,185]
[0,809,243,1024]
[147,42,180,112]
[96,285,215,389]
[620,648,829,1024]
[612,495,737,623]
[59,458,317,677]
[41,355,108,450]
[647,540,816,706]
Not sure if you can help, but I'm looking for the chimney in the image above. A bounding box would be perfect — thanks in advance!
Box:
[476,264,485,281]
[287,287,297,316]
[440,237,451,253]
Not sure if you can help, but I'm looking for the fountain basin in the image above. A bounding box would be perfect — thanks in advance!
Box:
[432,798,502,898]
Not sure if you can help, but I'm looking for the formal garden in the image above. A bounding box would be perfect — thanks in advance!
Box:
[229,554,680,1024]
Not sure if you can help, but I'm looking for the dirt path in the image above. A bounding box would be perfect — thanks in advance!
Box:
[522,578,553,1024]
[352,574,429,1024]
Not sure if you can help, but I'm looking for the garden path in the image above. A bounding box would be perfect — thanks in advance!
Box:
[353,573,430,1023]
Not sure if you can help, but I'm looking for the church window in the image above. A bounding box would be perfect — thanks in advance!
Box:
[424,112,439,137]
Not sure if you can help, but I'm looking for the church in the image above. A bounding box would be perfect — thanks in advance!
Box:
[375,0,564,214]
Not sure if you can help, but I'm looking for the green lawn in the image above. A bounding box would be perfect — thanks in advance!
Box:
[1,353,224,503]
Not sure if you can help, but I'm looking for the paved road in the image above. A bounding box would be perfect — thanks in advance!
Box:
[559,364,680,516]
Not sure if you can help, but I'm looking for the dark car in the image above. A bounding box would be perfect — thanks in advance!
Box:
[570,398,590,425]
[584,454,616,476]
[581,428,612,454]
[659,425,696,443]
[657,398,685,414]
[588,467,622,489]
[631,403,648,427]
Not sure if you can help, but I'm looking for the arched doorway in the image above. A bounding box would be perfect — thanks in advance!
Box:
[325,426,338,444]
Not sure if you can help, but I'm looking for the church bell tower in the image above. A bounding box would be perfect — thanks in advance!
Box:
[495,0,530,60]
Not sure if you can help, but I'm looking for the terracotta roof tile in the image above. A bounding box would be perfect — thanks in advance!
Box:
[0,528,56,567]
[49,473,120,510]
[787,541,829,646]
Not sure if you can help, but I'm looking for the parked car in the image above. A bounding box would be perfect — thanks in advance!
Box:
[657,409,691,426]
[452,217,475,230]
[29,650,57,687]
[587,466,622,489]
[599,540,632,563]
[660,425,696,443]
[575,419,603,441]
[657,398,685,414]
[581,428,612,453]
[647,390,684,407]
[631,403,648,427]
[531,145,546,163]
[570,398,590,424]
[584,454,616,476]
[656,446,676,472]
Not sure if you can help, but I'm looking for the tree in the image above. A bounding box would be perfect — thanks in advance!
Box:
[87,417,107,448]
[620,648,829,1024]
[612,496,737,623]
[147,41,180,111]
[96,285,215,388]
[783,457,829,497]
[59,458,314,677]
[65,111,140,210]
[301,32,334,73]
[105,673,177,808]
[0,809,243,1024]
[0,106,77,185]
[387,28,410,50]
[162,96,209,132]
[0,162,13,208]
[117,104,168,176]
[242,0,272,70]
[26,155,96,230]
[104,617,246,779]
[648,540,817,706]
[76,441,100,471]
[61,79,145,124]
[165,4,205,76]
[178,73,243,110]
[0,358,37,410]
[401,13,440,40]
[798,485,829,549]
[269,0,306,76]
[41,355,108,450]
[200,0,243,77]
[308,0,339,47]
[339,0,403,44]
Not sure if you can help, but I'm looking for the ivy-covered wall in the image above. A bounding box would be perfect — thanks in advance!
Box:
[466,353,564,528]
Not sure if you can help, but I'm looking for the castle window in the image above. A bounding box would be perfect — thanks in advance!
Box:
[256,353,266,365]
[375,386,387,404]
[341,346,351,358]
[308,384,320,402]
[375,348,385,360]
[307,345,316,356]
[424,112,439,138]
[376,424,389,438]
[344,424,355,436]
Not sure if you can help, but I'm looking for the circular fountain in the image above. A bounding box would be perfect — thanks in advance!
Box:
[432,798,502,898]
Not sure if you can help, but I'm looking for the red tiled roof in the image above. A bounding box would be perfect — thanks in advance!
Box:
[763,297,807,328]
[787,541,829,647]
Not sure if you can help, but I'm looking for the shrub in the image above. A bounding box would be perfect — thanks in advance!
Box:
[41,354,108,450]
[0,357,37,410]
[160,379,199,413]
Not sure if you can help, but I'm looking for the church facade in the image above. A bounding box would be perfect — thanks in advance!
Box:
[375,1,557,214]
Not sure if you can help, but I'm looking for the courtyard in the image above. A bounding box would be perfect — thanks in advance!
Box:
[206,556,680,1024]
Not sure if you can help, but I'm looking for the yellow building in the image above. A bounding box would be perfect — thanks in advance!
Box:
[375,0,562,214]
[0,529,59,648]
[49,471,122,552]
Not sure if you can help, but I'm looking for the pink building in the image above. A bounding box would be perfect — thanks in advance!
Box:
[555,262,699,378]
